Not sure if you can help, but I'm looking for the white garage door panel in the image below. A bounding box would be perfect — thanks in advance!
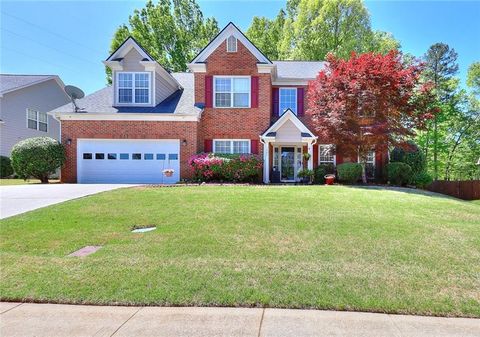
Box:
[77,139,180,184]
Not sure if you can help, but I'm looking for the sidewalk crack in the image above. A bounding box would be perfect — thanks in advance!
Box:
[0,302,23,315]
[257,308,266,337]
[110,307,142,337]
[388,314,404,337]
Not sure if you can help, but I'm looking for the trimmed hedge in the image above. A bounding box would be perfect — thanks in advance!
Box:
[386,162,412,186]
[11,137,65,183]
[391,143,426,176]
[0,156,14,178]
[189,153,262,183]
[413,171,433,189]
[314,163,335,184]
[337,163,362,184]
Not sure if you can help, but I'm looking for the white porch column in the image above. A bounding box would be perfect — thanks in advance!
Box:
[307,141,314,170]
[263,141,270,183]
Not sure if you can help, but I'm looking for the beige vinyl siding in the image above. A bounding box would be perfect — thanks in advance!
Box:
[122,48,145,71]
[113,48,177,106]
[155,72,177,104]
[0,79,68,156]
[275,120,302,142]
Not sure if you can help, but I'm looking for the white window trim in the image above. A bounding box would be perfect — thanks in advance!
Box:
[279,87,297,115]
[26,108,48,132]
[226,35,237,53]
[115,71,151,105]
[213,139,251,154]
[357,150,376,165]
[318,144,336,166]
[213,76,251,108]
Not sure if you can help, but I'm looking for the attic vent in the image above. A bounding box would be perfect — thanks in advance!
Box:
[227,35,237,53]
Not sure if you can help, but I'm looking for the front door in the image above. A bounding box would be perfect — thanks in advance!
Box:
[280,147,295,181]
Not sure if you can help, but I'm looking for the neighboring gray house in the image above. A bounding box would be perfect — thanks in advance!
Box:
[0,74,70,156]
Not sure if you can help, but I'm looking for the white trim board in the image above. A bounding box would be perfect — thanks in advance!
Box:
[53,113,201,122]
[261,109,317,139]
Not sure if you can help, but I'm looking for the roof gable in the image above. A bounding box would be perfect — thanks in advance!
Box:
[191,22,271,64]
[106,37,155,62]
[261,109,316,139]
[0,74,65,96]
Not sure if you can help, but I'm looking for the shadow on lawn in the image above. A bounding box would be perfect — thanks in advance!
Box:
[343,184,459,201]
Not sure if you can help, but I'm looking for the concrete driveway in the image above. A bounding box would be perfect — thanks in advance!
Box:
[0,184,136,219]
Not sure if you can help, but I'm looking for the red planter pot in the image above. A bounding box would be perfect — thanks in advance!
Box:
[325,174,335,185]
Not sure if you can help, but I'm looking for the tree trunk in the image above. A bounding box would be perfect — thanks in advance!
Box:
[39,176,49,184]
[361,162,367,184]
[433,116,438,180]
[424,127,430,166]
[444,124,471,181]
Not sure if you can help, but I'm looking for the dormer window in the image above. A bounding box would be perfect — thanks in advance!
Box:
[227,35,237,53]
[117,72,151,104]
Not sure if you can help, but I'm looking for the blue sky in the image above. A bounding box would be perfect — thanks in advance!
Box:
[1,1,479,94]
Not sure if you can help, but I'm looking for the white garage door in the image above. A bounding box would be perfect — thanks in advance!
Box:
[77,139,180,184]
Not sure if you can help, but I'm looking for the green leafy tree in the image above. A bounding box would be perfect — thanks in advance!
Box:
[247,0,399,61]
[246,10,286,60]
[442,94,480,180]
[467,62,480,95]
[107,0,219,82]
[292,0,372,60]
[366,31,401,54]
[417,59,480,181]
[421,43,459,180]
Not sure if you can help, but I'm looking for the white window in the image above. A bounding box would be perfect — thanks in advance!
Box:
[26,109,48,132]
[279,88,297,115]
[214,77,250,108]
[213,139,250,154]
[358,150,375,178]
[117,72,150,104]
[319,145,335,165]
[227,35,237,52]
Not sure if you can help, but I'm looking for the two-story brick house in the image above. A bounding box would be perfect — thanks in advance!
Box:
[51,22,387,184]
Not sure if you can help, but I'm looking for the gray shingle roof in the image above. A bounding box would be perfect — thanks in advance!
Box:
[50,72,200,115]
[273,61,326,79]
[0,74,58,94]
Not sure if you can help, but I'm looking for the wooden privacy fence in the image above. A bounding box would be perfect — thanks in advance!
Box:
[426,180,480,200]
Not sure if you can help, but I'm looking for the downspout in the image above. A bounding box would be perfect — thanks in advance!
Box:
[51,112,62,181]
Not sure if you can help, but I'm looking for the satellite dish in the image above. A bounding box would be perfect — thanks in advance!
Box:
[64,85,85,113]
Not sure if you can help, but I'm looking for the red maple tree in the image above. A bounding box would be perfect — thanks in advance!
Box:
[307,51,435,183]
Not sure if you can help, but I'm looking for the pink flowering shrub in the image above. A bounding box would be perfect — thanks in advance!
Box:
[189,153,263,183]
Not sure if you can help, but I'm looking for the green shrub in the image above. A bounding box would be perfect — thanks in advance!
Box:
[189,153,262,183]
[0,156,14,178]
[337,163,362,184]
[314,163,335,184]
[413,171,433,189]
[297,169,314,183]
[11,137,65,183]
[386,162,412,186]
[390,143,426,176]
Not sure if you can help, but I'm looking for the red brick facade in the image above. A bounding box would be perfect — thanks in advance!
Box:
[60,32,388,183]
[61,120,198,183]
[195,40,271,155]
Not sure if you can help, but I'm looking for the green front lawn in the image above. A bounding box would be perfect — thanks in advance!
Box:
[1,186,479,317]
[0,178,60,185]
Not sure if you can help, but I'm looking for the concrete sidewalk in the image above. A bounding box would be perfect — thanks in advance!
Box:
[0,184,136,219]
[0,302,479,337]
